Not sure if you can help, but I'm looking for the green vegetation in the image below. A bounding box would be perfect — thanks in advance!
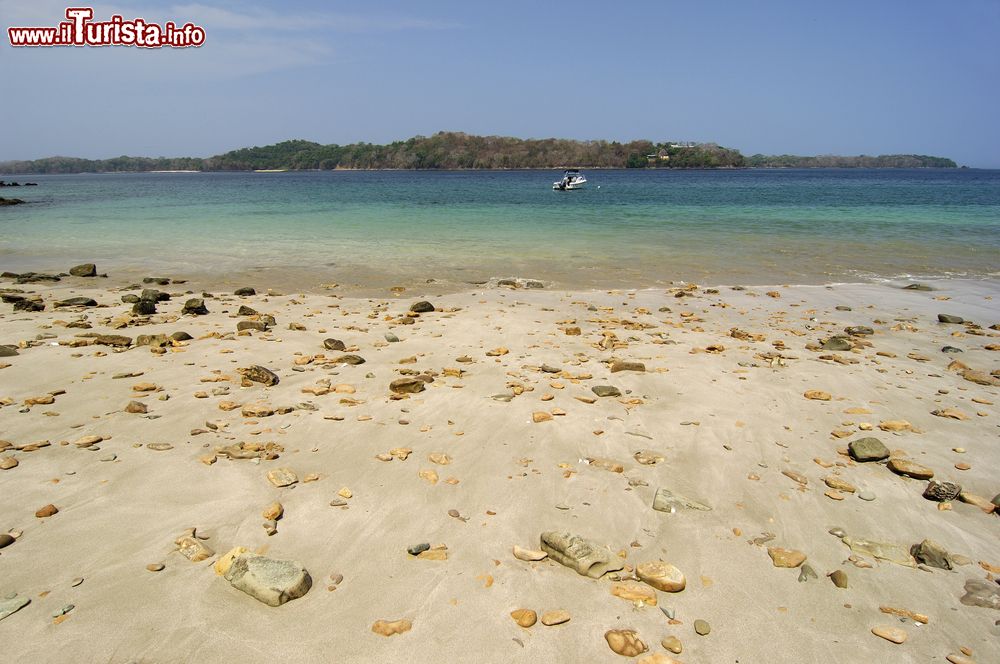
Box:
[745,154,957,168]
[0,133,956,173]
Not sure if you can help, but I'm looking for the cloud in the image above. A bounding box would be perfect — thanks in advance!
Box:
[171,3,460,32]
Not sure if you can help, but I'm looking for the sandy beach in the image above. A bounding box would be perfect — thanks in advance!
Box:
[1,270,998,663]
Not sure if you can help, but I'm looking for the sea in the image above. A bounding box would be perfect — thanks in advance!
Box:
[2,168,998,292]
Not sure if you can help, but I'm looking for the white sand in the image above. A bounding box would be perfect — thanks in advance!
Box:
[1,276,998,663]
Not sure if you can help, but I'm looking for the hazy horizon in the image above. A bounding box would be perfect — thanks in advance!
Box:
[1,0,998,167]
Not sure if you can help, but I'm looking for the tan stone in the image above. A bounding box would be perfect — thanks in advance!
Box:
[540,609,570,626]
[512,545,548,562]
[371,619,412,637]
[804,390,831,401]
[824,475,856,493]
[611,582,657,606]
[262,502,283,521]
[532,411,553,423]
[605,629,648,657]
[871,625,907,644]
[767,547,806,568]
[35,504,58,518]
[636,560,686,592]
[214,546,249,576]
[266,467,298,487]
[661,636,682,654]
[510,609,537,627]
[887,458,934,480]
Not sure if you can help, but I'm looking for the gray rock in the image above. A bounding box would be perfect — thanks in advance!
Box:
[835,305,852,311]
[182,298,208,315]
[69,263,97,277]
[0,594,30,621]
[903,283,933,291]
[135,334,170,348]
[539,531,624,578]
[992,493,1000,509]
[592,385,621,398]
[390,377,425,394]
[821,337,853,351]
[960,579,1000,610]
[0,533,14,549]
[12,298,44,312]
[912,538,952,570]
[845,326,874,336]
[241,365,279,386]
[234,287,256,296]
[224,552,312,607]
[938,314,964,324]
[410,300,435,313]
[858,491,876,501]
[610,360,645,373]
[323,338,346,351]
[237,305,258,316]
[121,294,139,304]
[170,331,193,342]
[923,480,962,502]
[140,288,170,301]
[132,300,157,315]
[237,321,268,332]
[385,333,400,343]
[652,487,712,512]
[848,437,889,462]
[407,543,430,556]
[0,345,18,357]
[941,346,963,354]
[55,297,97,307]
[95,334,132,347]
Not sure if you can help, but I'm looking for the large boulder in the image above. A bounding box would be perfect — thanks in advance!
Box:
[69,263,97,277]
[182,298,208,315]
[539,531,624,578]
[224,552,312,606]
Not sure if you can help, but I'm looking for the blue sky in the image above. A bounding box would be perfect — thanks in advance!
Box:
[1,0,998,166]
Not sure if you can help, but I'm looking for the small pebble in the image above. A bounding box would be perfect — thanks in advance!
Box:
[694,619,711,635]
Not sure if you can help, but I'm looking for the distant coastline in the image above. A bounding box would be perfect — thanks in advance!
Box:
[0,132,958,174]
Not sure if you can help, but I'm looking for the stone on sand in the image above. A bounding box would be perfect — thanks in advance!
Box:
[605,629,648,657]
[224,551,312,607]
[923,480,962,502]
[848,437,889,462]
[887,458,934,480]
[266,468,298,487]
[540,531,624,578]
[871,625,907,644]
[371,619,412,636]
[510,609,537,627]
[652,487,712,512]
[636,560,686,592]
[767,547,806,568]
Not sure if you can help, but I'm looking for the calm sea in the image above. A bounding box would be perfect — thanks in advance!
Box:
[2,169,998,291]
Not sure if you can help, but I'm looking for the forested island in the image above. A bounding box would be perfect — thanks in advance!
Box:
[0,132,957,173]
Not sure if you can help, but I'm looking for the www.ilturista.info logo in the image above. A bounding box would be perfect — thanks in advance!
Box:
[7,7,206,48]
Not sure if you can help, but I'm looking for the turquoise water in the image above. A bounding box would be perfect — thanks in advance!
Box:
[2,169,998,290]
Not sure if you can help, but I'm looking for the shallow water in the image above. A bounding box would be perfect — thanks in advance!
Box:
[2,168,998,290]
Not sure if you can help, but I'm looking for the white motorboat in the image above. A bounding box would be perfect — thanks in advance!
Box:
[553,169,587,190]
